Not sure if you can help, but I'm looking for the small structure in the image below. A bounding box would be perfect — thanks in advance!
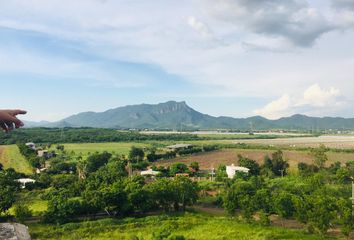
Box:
[0,223,31,240]
[175,173,189,177]
[141,169,160,176]
[166,144,193,150]
[25,142,36,150]
[35,167,48,174]
[37,150,56,159]
[16,178,36,189]
[226,164,249,179]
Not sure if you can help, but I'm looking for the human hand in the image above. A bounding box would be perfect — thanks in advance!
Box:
[0,109,27,132]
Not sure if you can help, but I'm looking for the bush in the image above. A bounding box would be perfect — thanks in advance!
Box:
[14,205,32,223]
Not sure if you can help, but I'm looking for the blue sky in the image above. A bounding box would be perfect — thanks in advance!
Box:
[0,0,354,121]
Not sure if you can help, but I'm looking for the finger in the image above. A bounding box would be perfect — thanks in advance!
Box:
[10,110,27,116]
[5,122,14,131]
[4,115,23,128]
[0,122,9,132]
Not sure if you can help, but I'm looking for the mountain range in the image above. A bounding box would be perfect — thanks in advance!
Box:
[24,101,354,131]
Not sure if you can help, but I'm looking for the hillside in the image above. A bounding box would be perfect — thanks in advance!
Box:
[28,101,354,130]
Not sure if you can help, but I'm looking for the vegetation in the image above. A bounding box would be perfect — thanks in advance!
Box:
[29,213,334,240]
[0,131,353,239]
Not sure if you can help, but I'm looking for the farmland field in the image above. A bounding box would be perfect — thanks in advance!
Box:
[0,144,33,174]
[156,149,354,170]
[61,142,151,158]
[29,213,334,240]
[232,135,354,149]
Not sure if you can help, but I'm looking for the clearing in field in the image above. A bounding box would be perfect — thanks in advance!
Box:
[0,145,33,174]
[156,149,354,170]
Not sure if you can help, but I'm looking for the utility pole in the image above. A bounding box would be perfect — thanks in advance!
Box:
[210,167,215,182]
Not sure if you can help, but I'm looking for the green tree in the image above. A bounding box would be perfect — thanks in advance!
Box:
[86,152,112,173]
[306,194,337,235]
[272,191,296,220]
[172,177,199,211]
[311,145,328,169]
[129,147,145,163]
[169,163,189,176]
[336,198,353,239]
[238,154,260,176]
[14,205,32,223]
[271,150,289,177]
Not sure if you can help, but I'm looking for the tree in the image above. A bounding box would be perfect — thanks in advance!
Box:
[238,155,260,176]
[189,162,199,174]
[0,170,20,214]
[169,163,189,176]
[272,150,289,176]
[336,198,353,239]
[272,191,296,220]
[86,152,112,173]
[43,191,84,224]
[223,180,256,215]
[14,205,32,223]
[172,177,199,211]
[216,164,227,181]
[129,146,145,163]
[311,145,328,169]
[298,162,319,177]
[306,194,337,235]
[147,178,175,212]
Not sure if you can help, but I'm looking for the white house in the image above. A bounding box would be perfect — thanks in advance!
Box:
[226,164,250,179]
[16,178,36,189]
[141,169,160,176]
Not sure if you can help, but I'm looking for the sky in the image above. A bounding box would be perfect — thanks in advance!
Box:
[0,0,354,121]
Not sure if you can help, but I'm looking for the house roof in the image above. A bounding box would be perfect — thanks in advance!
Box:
[16,178,36,184]
[141,169,160,176]
[166,144,193,149]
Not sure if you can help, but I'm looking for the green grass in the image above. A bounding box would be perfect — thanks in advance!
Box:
[10,190,48,217]
[0,144,33,174]
[29,213,338,240]
[58,142,151,159]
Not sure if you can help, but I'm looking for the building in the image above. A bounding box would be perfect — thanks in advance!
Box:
[37,150,56,158]
[25,142,36,150]
[166,144,193,150]
[16,178,36,189]
[141,169,160,176]
[226,164,250,179]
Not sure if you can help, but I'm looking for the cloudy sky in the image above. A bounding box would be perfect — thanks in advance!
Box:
[0,0,354,121]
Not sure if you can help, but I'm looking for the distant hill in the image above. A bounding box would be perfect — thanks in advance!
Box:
[28,101,354,130]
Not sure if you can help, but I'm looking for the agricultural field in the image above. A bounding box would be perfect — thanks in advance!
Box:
[0,144,33,174]
[232,135,354,149]
[59,142,151,158]
[29,213,335,240]
[156,149,354,170]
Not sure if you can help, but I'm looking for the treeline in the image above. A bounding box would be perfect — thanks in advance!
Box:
[218,147,354,237]
[35,153,199,224]
[0,128,201,144]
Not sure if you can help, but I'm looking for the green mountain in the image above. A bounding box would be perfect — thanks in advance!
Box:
[35,101,354,130]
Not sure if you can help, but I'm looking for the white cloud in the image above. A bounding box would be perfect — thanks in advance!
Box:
[0,0,353,118]
[254,84,347,119]
[297,83,341,107]
[187,16,214,39]
[254,94,291,119]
